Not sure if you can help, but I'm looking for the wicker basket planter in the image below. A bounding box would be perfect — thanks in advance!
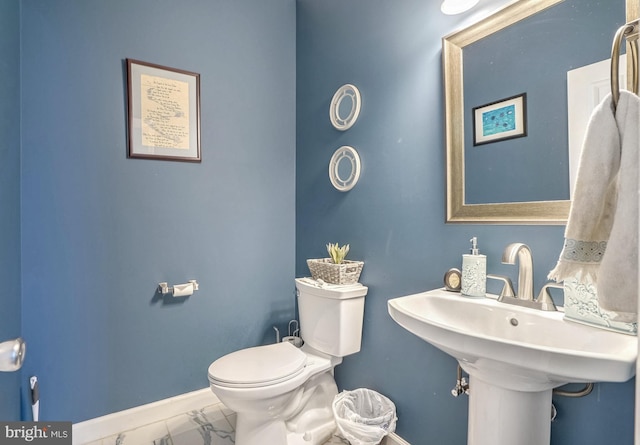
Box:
[306,258,364,285]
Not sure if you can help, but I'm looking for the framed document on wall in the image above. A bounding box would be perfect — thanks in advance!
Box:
[126,59,201,162]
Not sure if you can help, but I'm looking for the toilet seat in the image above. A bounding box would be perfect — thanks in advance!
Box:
[208,342,307,388]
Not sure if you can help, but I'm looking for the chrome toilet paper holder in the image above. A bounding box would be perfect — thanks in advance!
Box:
[158,280,199,297]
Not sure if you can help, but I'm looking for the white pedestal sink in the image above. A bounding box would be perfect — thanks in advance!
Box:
[388,289,637,445]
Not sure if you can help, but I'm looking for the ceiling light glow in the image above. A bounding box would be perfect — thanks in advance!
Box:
[441,0,480,15]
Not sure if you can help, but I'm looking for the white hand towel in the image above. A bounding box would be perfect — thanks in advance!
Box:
[598,91,639,322]
[549,91,639,323]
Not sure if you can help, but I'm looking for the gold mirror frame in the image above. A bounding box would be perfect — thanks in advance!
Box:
[443,0,637,225]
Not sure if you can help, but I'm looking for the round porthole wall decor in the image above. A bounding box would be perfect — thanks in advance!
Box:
[329,146,361,192]
[329,84,362,131]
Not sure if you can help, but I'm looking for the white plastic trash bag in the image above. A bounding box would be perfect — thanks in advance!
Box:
[332,388,397,445]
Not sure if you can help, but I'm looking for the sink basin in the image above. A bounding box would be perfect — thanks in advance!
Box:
[388,288,637,445]
[388,288,636,390]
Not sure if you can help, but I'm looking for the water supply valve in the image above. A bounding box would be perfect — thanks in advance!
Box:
[451,364,470,397]
[451,377,469,397]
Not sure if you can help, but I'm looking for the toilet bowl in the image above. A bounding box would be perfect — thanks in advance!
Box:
[208,278,368,445]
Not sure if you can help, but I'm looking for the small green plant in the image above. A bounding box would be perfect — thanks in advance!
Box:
[327,243,350,264]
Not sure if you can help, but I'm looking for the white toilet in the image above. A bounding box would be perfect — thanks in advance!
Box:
[208,278,368,445]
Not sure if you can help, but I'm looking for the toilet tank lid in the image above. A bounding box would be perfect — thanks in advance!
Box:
[295,278,368,299]
[208,342,307,386]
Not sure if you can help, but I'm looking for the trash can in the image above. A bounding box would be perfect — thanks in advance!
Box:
[332,388,397,445]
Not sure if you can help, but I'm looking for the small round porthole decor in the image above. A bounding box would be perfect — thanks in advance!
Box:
[329,146,361,192]
[329,84,362,131]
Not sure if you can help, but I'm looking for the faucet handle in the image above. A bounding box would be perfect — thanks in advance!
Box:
[487,274,516,300]
[535,283,562,311]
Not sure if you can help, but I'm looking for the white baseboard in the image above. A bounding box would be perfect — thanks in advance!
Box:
[72,388,219,444]
[384,432,412,445]
[73,387,411,445]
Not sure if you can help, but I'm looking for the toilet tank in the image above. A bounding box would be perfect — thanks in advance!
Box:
[295,278,368,357]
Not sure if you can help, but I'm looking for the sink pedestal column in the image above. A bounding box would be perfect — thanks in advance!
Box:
[467,375,552,445]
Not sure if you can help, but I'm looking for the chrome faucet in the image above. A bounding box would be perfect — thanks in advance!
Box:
[497,243,559,311]
[501,243,534,301]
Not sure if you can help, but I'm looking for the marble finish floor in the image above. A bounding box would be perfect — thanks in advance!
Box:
[81,401,351,445]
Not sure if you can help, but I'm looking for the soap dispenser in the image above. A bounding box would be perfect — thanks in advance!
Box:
[461,237,486,297]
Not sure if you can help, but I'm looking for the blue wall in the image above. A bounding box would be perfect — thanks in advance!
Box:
[0,0,22,422]
[3,1,635,442]
[296,1,635,444]
[19,0,296,422]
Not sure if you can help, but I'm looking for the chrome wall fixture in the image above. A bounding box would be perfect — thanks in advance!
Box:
[0,337,26,372]
[158,280,199,297]
[611,18,639,110]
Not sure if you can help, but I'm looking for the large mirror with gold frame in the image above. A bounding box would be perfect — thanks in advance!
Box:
[443,0,638,224]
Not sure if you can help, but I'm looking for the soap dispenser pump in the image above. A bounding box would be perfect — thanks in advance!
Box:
[461,236,486,297]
